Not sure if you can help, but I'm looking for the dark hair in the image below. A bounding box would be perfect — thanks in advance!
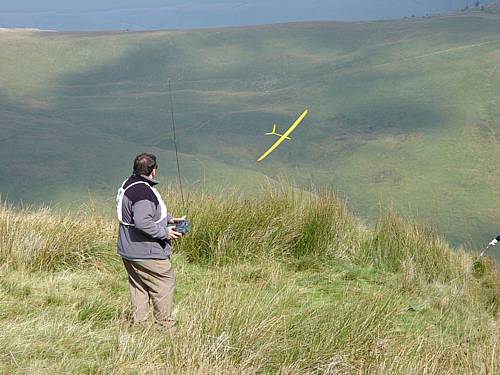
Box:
[133,153,158,176]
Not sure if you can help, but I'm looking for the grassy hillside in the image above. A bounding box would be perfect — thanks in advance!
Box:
[0,5,499,248]
[0,186,499,373]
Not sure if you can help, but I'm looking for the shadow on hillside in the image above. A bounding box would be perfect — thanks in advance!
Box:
[2,30,497,251]
[9,31,448,190]
[49,31,448,165]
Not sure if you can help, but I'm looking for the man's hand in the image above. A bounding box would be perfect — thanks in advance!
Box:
[167,226,182,240]
[169,215,186,224]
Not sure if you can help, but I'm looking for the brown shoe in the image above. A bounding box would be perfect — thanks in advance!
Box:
[128,320,149,331]
[155,319,177,334]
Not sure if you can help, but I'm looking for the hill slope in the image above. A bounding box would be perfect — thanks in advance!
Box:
[0,6,499,247]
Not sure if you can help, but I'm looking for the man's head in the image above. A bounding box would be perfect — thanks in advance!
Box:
[133,153,158,178]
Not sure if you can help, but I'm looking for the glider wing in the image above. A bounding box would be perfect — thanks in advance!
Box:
[257,109,308,162]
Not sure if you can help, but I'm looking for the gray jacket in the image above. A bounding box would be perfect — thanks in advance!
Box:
[117,174,173,260]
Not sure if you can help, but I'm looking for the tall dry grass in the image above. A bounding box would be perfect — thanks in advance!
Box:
[0,184,498,373]
[366,209,460,281]
[0,201,115,271]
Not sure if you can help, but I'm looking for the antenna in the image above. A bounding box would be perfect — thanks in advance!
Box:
[168,78,185,208]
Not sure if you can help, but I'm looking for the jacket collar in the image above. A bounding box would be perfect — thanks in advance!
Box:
[132,173,159,187]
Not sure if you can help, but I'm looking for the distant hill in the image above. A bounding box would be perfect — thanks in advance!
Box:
[0,1,498,31]
[0,5,499,248]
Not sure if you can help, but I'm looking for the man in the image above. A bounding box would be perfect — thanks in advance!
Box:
[116,153,184,331]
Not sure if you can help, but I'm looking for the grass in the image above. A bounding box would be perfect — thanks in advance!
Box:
[0,184,498,374]
[0,201,115,271]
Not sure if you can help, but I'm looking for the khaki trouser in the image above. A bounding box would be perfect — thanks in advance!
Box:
[122,258,175,327]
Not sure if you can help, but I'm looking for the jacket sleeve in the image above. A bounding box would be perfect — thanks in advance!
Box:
[132,199,168,240]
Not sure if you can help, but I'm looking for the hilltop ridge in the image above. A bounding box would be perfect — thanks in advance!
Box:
[1,0,499,31]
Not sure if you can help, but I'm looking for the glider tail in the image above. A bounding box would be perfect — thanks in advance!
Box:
[265,124,278,135]
[265,124,291,140]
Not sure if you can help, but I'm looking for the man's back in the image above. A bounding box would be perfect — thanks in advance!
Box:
[117,173,172,260]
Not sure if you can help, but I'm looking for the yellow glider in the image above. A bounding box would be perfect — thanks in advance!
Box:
[257,109,308,162]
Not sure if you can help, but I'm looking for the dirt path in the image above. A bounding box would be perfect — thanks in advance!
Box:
[373,39,500,68]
